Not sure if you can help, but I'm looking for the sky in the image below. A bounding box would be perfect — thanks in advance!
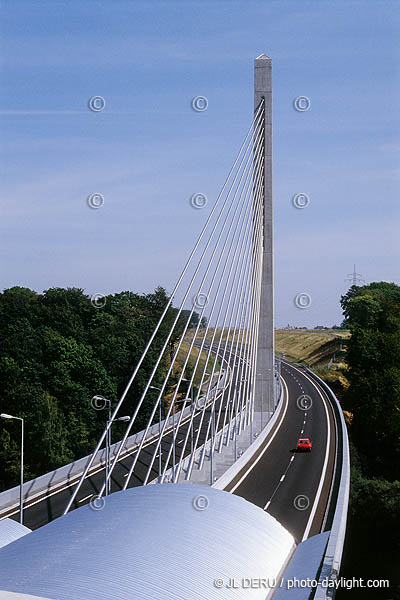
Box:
[0,0,399,328]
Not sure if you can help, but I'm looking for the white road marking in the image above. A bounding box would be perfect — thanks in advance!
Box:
[263,452,296,510]
[3,346,241,520]
[285,362,331,542]
[229,377,290,494]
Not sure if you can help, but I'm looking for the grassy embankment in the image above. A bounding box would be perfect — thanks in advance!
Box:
[175,341,221,386]
[275,329,350,398]
[184,327,350,397]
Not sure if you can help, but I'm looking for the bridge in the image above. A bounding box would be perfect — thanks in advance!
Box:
[0,55,350,600]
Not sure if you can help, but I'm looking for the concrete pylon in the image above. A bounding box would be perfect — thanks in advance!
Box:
[254,54,275,420]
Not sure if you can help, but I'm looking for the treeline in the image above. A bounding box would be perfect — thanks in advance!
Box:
[340,282,400,571]
[0,286,199,491]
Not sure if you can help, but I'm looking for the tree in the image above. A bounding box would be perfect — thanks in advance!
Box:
[340,282,400,480]
[0,285,177,490]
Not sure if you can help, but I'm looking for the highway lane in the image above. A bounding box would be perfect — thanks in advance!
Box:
[227,361,336,543]
[6,404,213,530]
[5,344,244,530]
[5,347,336,543]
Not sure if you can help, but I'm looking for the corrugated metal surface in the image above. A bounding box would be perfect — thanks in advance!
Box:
[0,484,294,600]
[0,592,53,600]
[0,518,31,549]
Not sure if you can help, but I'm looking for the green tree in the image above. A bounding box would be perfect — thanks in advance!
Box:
[341,282,400,480]
[0,285,177,490]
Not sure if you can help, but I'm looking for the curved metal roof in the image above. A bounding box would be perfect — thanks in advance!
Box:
[0,593,52,600]
[0,518,31,549]
[0,484,295,600]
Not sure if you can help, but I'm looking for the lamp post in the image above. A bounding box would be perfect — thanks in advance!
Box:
[210,401,215,484]
[1,413,24,524]
[181,378,195,455]
[105,415,130,495]
[266,368,272,415]
[233,377,247,460]
[169,383,195,483]
[149,385,163,478]
[176,396,194,457]
[274,359,281,407]
[233,386,239,461]
[92,397,112,496]
[240,377,248,432]
[257,372,265,430]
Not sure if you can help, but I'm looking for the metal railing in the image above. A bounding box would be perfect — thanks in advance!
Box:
[305,370,350,599]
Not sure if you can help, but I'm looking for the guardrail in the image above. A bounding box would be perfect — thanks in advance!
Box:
[0,370,228,519]
[305,369,350,599]
[0,410,187,519]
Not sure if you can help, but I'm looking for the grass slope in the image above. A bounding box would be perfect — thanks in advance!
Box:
[275,329,350,397]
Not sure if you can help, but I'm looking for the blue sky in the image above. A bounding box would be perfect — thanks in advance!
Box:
[1,0,399,327]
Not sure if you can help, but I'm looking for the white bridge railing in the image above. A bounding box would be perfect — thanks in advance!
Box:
[306,370,351,599]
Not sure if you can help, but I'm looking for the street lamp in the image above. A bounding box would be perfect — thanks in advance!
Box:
[150,385,184,484]
[1,413,24,524]
[181,378,195,455]
[233,377,247,460]
[149,385,163,477]
[257,372,265,430]
[240,377,248,432]
[266,368,272,415]
[176,395,194,456]
[105,415,130,495]
[93,397,112,496]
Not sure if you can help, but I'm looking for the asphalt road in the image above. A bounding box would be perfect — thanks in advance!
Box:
[227,361,336,543]
[6,399,223,530]
[5,344,241,530]
[5,357,336,541]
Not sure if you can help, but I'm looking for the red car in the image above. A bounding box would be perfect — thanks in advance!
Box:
[297,438,312,452]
